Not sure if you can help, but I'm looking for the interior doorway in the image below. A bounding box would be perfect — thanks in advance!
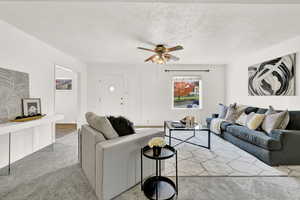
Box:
[54,65,78,139]
[97,75,126,116]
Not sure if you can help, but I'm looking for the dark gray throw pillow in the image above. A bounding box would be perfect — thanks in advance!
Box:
[244,107,259,115]
[107,116,135,137]
[218,104,228,119]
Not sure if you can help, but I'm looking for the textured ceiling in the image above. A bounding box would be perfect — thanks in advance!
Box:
[0,2,300,64]
[1,0,300,3]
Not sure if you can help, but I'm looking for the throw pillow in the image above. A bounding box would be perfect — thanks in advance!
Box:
[107,116,135,137]
[261,110,288,134]
[225,103,246,123]
[244,107,259,115]
[236,112,248,126]
[246,113,266,130]
[224,103,237,123]
[264,106,290,130]
[265,105,276,115]
[278,111,290,130]
[85,112,119,139]
[218,104,228,119]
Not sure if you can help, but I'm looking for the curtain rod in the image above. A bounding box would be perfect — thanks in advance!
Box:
[164,69,210,72]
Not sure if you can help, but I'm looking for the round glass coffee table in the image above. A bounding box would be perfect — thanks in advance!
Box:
[141,145,178,200]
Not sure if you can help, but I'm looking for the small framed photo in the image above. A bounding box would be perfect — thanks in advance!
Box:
[56,79,72,90]
[22,98,42,116]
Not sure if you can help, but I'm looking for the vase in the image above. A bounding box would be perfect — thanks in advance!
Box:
[153,146,162,157]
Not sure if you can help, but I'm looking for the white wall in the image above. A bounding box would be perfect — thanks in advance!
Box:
[0,20,87,169]
[55,66,78,124]
[87,63,226,126]
[226,35,300,110]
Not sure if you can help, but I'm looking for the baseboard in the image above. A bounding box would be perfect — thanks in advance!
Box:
[134,125,163,128]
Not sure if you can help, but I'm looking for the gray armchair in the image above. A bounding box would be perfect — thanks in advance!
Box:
[80,125,164,200]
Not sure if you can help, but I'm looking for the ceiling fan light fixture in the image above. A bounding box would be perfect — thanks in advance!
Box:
[138,44,183,64]
[151,55,165,64]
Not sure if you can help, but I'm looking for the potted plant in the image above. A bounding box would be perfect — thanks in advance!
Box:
[148,137,166,157]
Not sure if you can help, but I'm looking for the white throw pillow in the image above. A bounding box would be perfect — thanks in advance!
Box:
[264,106,290,130]
[278,111,290,130]
[261,110,288,134]
[236,112,248,126]
[85,112,119,139]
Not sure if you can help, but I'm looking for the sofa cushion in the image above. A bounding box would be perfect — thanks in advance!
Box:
[85,112,119,140]
[226,125,281,150]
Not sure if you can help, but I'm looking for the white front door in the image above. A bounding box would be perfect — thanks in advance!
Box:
[97,75,125,116]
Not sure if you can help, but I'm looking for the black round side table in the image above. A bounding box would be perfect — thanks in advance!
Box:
[141,145,178,200]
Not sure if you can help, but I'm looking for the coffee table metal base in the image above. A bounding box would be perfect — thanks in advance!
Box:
[164,121,211,149]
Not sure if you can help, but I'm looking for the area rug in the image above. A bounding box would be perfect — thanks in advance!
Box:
[162,130,300,177]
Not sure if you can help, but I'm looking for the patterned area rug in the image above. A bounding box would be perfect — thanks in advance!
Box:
[162,130,300,177]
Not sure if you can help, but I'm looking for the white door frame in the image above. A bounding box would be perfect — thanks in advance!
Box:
[53,64,80,125]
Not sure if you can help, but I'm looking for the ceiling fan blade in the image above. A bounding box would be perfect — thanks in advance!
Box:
[145,55,157,62]
[166,45,183,52]
[165,54,180,61]
[137,47,156,52]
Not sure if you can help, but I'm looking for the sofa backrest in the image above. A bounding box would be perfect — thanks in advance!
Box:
[241,106,300,130]
[286,111,300,130]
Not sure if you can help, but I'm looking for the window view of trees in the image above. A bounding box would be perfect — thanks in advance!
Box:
[173,78,201,109]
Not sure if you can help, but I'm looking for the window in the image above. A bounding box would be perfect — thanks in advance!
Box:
[172,77,202,109]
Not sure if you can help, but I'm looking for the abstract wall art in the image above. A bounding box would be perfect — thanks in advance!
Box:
[248,53,296,96]
[0,67,29,123]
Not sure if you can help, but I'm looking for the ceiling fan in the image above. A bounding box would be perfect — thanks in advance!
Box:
[137,44,183,64]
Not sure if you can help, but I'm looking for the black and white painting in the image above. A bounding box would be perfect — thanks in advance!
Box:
[248,53,296,96]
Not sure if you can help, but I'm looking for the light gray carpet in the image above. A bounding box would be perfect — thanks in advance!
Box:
[1,132,300,200]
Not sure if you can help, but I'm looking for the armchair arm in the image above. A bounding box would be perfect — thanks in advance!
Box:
[95,129,164,200]
[97,128,164,149]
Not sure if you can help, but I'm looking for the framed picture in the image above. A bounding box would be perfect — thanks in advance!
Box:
[172,77,202,109]
[56,79,72,90]
[248,53,296,96]
[22,98,42,116]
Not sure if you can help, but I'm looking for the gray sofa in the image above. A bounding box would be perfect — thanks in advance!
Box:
[206,108,300,166]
